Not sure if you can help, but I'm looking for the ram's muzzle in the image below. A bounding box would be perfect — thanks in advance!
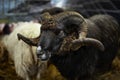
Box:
[36,46,51,61]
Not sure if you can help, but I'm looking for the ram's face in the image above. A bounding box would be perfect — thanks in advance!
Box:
[35,25,69,60]
[38,29,64,53]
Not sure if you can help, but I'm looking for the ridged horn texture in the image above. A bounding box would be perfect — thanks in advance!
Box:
[52,11,105,51]
[53,11,85,23]
[53,11,87,38]
[17,33,39,46]
[40,12,57,30]
[72,38,105,51]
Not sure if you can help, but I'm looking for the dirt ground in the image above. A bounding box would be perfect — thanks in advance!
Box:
[0,57,120,80]
[97,57,120,80]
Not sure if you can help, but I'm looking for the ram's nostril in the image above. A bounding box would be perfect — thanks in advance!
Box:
[37,46,42,51]
[37,50,51,61]
[36,46,42,55]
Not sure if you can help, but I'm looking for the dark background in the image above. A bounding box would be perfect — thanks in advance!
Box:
[0,0,120,23]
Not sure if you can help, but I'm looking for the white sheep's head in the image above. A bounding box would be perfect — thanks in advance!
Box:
[17,11,104,61]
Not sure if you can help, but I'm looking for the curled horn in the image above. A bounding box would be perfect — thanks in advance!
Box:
[71,38,105,51]
[53,11,104,51]
[17,33,39,46]
[53,11,87,38]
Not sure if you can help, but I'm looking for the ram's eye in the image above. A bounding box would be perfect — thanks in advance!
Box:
[53,29,61,35]
[58,31,66,39]
[56,38,60,42]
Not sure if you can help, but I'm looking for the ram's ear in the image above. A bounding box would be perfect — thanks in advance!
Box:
[17,33,39,46]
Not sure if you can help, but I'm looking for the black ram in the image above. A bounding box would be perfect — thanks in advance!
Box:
[17,11,120,80]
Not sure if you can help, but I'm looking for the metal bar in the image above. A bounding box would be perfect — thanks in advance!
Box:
[90,0,102,13]
[82,0,100,5]
[78,0,90,17]
[96,0,106,14]
[108,0,118,10]
[8,0,10,11]
[0,0,1,14]
[2,0,4,14]
[81,9,120,13]
[5,13,28,16]
[14,0,16,13]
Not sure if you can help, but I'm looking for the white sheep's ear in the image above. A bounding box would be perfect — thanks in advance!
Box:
[17,33,40,46]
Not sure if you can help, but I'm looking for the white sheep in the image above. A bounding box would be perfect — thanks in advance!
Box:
[0,22,47,80]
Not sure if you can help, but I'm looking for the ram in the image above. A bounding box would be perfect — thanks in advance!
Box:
[18,11,120,80]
